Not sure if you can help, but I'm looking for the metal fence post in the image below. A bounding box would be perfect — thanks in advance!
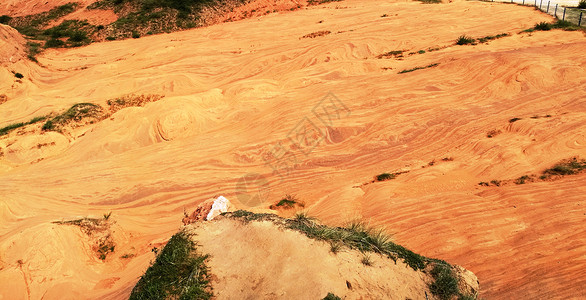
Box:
[523,0,525,5]
[546,1,549,13]
[563,7,566,20]
[539,0,543,9]
[554,4,557,17]
[580,12,583,26]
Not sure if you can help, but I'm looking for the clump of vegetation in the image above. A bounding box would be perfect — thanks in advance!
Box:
[429,263,460,300]
[526,20,582,33]
[43,20,95,48]
[8,3,79,36]
[542,157,586,177]
[374,171,409,182]
[486,129,502,138]
[322,293,342,300]
[579,0,586,9]
[0,15,12,24]
[509,117,522,123]
[26,42,42,61]
[361,253,373,266]
[42,103,106,132]
[0,115,48,136]
[97,236,116,260]
[129,230,212,300]
[535,21,552,31]
[270,194,305,210]
[490,180,501,187]
[377,49,407,59]
[107,94,163,113]
[456,35,476,45]
[398,63,439,74]
[53,215,116,260]
[4,3,97,58]
[514,175,533,185]
[14,73,24,79]
[477,33,509,43]
[301,30,331,39]
[480,158,586,187]
[232,211,431,270]
[308,0,343,5]
[376,172,395,181]
[418,0,442,3]
[90,0,248,40]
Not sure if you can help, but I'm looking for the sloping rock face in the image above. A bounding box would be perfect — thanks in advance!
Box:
[0,24,26,66]
[183,216,480,299]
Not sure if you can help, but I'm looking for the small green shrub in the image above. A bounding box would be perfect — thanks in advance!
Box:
[430,264,459,300]
[578,0,586,9]
[0,15,12,24]
[14,73,24,79]
[377,49,406,59]
[361,253,373,266]
[514,175,531,185]
[552,20,580,31]
[418,0,442,3]
[490,180,501,187]
[534,22,552,31]
[456,35,476,45]
[322,293,342,300]
[45,38,65,48]
[542,158,586,176]
[509,117,522,123]
[376,173,395,181]
[272,194,302,209]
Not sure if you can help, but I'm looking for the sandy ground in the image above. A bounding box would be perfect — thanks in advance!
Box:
[0,0,585,299]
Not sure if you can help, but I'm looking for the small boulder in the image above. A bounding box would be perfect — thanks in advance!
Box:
[206,196,231,221]
[182,196,232,225]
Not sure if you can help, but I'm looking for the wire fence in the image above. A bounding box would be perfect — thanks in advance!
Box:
[485,0,585,26]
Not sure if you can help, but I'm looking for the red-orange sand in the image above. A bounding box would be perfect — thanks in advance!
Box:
[0,0,585,299]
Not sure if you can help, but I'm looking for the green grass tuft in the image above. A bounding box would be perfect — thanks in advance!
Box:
[225,211,430,271]
[542,158,586,177]
[456,35,476,45]
[322,293,342,300]
[42,103,106,132]
[0,115,48,136]
[430,263,459,300]
[377,49,407,59]
[534,22,552,31]
[130,230,212,300]
[398,63,439,74]
[376,173,395,181]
